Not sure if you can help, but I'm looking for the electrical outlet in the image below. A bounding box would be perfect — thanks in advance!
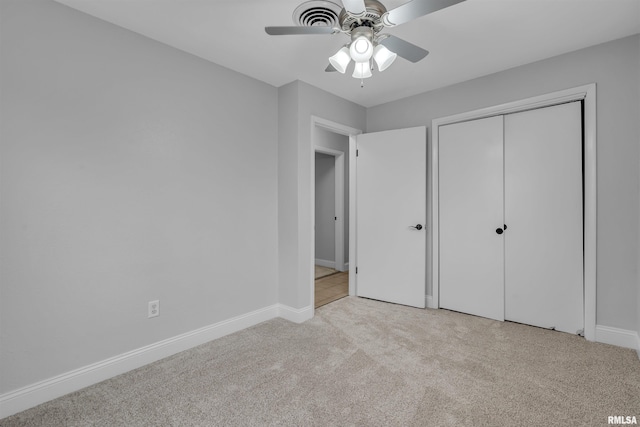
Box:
[148,300,159,318]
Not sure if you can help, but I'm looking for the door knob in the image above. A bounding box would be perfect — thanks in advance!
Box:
[496,227,503,234]
[411,224,423,230]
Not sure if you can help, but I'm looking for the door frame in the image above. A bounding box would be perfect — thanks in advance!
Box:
[314,147,345,271]
[310,116,362,307]
[431,83,597,341]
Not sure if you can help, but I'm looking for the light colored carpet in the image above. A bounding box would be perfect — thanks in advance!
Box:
[314,265,338,280]
[2,297,639,426]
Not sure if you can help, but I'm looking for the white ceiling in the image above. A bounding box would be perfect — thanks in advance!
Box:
[55,0,640,108]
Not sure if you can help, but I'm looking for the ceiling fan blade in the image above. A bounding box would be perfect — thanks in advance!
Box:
[325,64,338,72]
[380,36,429,63]
[265,26,335,35]
[342,0,367,15]
[383,0,465,27]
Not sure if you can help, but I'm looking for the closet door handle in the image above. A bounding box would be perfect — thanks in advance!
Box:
[496,227,504,235]
[411,224,423,230]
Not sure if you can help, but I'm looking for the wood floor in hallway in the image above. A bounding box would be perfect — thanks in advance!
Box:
[315,271,348,308]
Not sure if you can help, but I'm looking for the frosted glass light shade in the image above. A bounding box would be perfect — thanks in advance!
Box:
[352,61,372,79]
[373,44,397,72]
[329,47,351,74]
[349,36,373,62]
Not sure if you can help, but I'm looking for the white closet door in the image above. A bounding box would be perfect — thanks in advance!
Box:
[439,116,505,321]
[504,102,583,334]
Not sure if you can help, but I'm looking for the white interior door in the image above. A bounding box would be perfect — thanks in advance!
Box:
[504,102,584,334]
[356,126,426,308]
[439,116,505,321]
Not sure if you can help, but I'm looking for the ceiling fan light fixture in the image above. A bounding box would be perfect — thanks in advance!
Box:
[268,0,463,82]
[329,46,351,74]
[352,61,372,79]
[349,36,373,62]
[373,44,397,72]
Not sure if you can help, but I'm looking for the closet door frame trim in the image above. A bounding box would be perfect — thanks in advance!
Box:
[431,83,596,341]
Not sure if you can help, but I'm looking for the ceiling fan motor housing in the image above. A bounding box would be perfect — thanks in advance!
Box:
[339,0,387,33]
[350,26,374,42]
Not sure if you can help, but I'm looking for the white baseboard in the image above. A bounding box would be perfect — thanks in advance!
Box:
[278,304,313,324]
[595,325,640,355]
[0,304,282,419]
[315,259,335,269]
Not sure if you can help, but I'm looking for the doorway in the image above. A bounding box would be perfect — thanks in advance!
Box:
[314,135,349,308]
[314,151,343,272]
[311,117,361,310]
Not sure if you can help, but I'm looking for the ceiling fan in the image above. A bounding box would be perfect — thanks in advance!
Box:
[265,0,465,82]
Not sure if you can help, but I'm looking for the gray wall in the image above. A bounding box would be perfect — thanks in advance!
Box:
[315,128,350,264]
[315,153,335,262]
[277,82,300,309]
[0,0,278,394]
[367,34,640,331]
[278,81,366,308]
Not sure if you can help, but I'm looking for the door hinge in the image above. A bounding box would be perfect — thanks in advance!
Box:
[356,149,359,157]
[356,267,358,274]
[335,216,337,220]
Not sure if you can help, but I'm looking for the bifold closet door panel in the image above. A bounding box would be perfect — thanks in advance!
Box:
[439,115,505,321]
[504,102,584,334]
